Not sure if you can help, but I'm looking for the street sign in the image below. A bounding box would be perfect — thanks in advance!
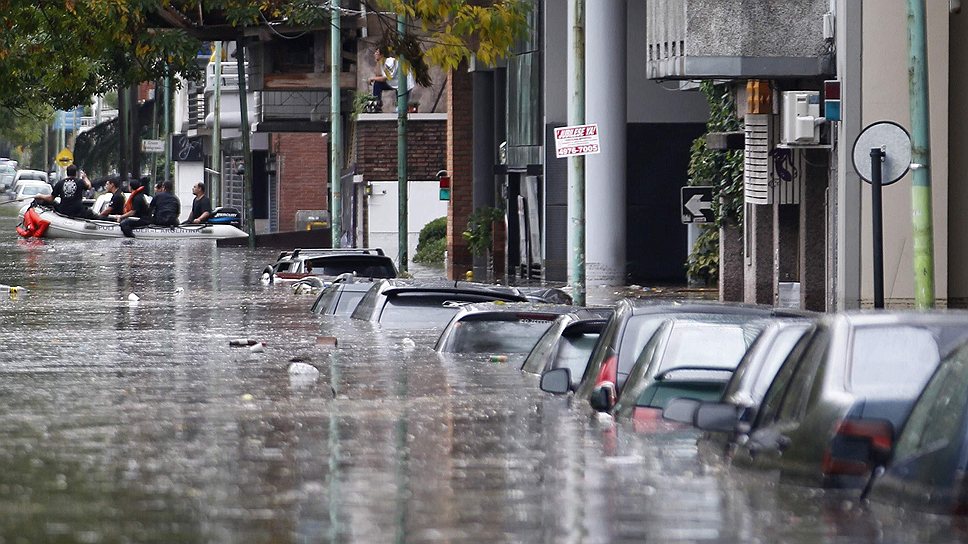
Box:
[681,186,714,224]
[852,121,911,186]
[142,139,165,154]
[554,124,601,158]
[55,148,74,167]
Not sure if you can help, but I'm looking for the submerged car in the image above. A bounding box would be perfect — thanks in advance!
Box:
[687,312,968,489]
[350,280,528,329]
[521,308,614,390]
[310,278,376,316]
[434,302,576,361]
[866,338,968,514]
[262,248,397,284]
[571,299,809,410]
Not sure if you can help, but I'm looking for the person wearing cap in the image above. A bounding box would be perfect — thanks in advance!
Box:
[118,178,151,237]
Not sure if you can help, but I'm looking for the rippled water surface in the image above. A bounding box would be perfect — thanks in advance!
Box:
[0,208,965,543]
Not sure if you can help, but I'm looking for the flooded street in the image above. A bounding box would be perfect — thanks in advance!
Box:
[0,208,964,543]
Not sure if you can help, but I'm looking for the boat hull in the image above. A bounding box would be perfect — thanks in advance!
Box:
[18,205,248,240]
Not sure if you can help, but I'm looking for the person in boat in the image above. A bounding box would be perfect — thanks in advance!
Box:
[33,165,94,219]
[98,178,125,220]
[118,178,151,237]
[185,181,212,224]
[149,180,180,227]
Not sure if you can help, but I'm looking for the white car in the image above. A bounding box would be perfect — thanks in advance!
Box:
[10,170,49,196]
[12,180,52,202]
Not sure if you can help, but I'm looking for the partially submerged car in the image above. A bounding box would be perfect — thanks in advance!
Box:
[434,302,576,361]
[262,248,397,284]
[521,308,613,390]
[350,280,528,329]
[310,278,376,316]
[681,312,968,489]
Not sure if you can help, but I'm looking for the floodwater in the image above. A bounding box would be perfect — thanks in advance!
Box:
[0,207,965,543]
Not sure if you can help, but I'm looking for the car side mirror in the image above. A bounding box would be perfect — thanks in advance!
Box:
[694,402,741,433]
[589,383,616,413]
[539,367,571,395]
[663,397,701,424]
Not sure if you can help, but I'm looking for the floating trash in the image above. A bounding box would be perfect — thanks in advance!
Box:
[229,338,259,347]
[401,338,416,349]
[249,342,266,353]
[316,336,338,347]
[127,293,140,302]
[288,362,320,376]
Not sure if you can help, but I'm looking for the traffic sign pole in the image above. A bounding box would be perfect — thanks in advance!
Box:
[870,148,885,309]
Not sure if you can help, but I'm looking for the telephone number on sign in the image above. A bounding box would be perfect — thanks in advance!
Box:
[558,144,600,156]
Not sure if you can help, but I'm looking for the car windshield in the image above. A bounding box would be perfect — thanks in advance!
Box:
[305,256,395,278]
[443,316,556,354]
[849,324,968,396]
[20,173,46,181]
[378,295,463,328]
[521,318,569,373]
[657,323,749,373]
[334,290,367,316]
[21,185,50,196]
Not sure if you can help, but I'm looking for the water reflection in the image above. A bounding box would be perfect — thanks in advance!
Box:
[0,208,967,542]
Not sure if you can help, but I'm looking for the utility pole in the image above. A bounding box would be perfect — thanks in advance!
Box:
[118,86,128,182]
[164,74,171,183]
[236,36,256,249]
[212,41,223,208]
[906,0,935,308]
[567,0,586,306]
[397,14,409,273]
[330,0,343,248]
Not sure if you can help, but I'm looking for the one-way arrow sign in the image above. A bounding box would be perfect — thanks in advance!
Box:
[681,186,714,224]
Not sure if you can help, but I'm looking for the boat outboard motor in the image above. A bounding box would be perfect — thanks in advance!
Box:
[209,207,242,228]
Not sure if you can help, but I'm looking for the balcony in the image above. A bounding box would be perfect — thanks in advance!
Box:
[646,0,834,80]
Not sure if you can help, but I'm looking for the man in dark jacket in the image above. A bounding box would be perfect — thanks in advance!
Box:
[150,180,180,227]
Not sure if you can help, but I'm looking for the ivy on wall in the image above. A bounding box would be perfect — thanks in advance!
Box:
[686,81,745,284]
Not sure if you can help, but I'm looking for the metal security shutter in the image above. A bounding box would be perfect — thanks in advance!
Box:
[744,114,771,205]
[222,155,245,218]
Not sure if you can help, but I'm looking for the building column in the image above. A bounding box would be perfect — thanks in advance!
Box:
[446,63,474,280]
[744,202,775,305]
[584,0,627,286]
[472,69,496,280]
[950,11,968,308]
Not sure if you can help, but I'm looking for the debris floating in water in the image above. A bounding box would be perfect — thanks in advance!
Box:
[288,362,320,376]
[401,338,416,349]
[127,293,140,302]
[229,338,259,347]
[489,355,508,364]
[174,287,184,295]
[249,342,266,353]
[316,336,338,347]
[0,284,25,299]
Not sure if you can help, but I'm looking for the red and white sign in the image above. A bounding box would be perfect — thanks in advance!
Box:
[554,124,601,158]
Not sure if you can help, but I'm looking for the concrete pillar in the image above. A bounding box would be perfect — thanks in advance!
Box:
[584,0,627,286]
[775,203,799,306]
[801,149,828,311]
[832,0,863,310]
[950,12,968,308]
[744,202,775,305]
[446,64,474,280]
[472,70,496,280]
[720,222,744,302]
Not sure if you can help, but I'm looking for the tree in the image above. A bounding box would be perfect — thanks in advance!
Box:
[0,1,529,111]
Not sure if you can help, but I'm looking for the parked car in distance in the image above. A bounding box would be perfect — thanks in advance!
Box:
[11,180,52,204]
[522,308,614,390]
[571,299,810,410]
[434,302,576,361]
[262,248,396,284]
[310,278,376,316]
[350,280,528,329]
[10,169,49,197]
[865,339,968,514]
[664,320,812,450]
[689,312,968,490]
[0,164,15,192]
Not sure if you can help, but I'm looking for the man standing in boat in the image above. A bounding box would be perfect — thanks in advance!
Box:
[186,181,212,224]
[33,165,94,219]
[118,178,151,237]
[149,180,180,227]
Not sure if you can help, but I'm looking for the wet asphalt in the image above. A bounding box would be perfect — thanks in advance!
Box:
[0,206,964,543]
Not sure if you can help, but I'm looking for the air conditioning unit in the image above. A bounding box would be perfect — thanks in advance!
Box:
[781,91,822,145]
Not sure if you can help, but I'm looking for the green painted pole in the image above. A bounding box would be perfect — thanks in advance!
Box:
[331,1,343,248]
[163,75,171,182]
[397,15,409,273]
[568,0,586,306]
[236,37,256,249]
[212,41,223,208]
[906,0,935,309]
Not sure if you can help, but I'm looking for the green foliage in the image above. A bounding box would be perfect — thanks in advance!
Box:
[685,81,745,283]
[414,216,447,265]
[462,207,503,257]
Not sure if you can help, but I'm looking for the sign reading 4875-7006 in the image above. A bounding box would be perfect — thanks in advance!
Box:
[554,124,601,158]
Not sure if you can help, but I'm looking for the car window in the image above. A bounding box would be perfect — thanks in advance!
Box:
[333,291,367,316]
[379,296,461,328]
[22,185,49,196]
[305,257,396,278]
[444,318,556,354]
[617,314,668,378]
[755,327,822,427]
[775,327,830,423]
[350,284,382,320]
[657,323,748,372]
[850,325,941,397]
[750,326,810,404]
[553,332,601,385]
[893,343,968,461]
[521,318,568,373]
[311,286,338,314]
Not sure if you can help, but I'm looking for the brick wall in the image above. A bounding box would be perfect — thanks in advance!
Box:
[447,65,474,280]
[274,133,329,232]
[356,118,446,181]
